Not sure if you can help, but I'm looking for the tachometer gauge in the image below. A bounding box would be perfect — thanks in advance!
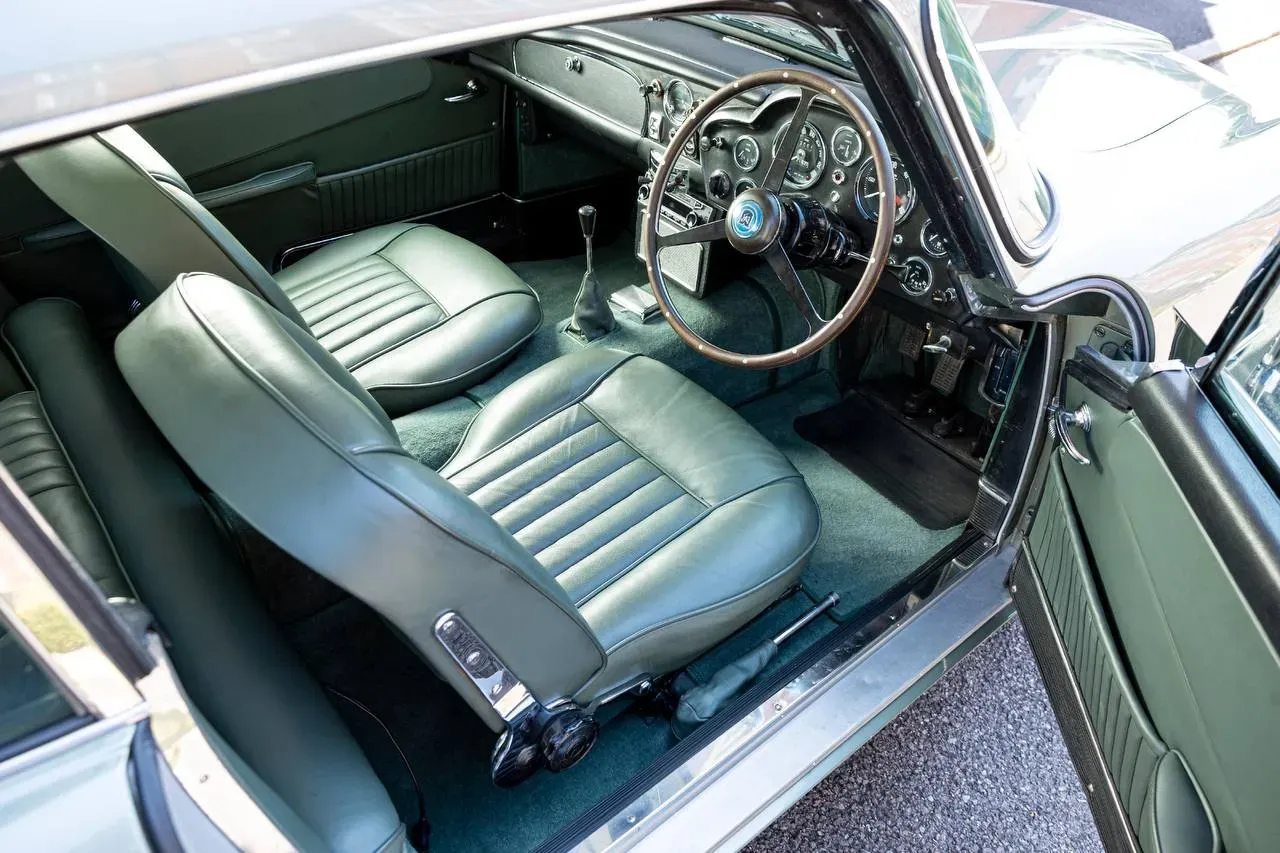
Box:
[897,256,933,296]
[831,125,863,167]
[771,121,826,189]
[920,219,949,258]
[664,80,694,124]
[733,135,760,171]
[854,157,917,224]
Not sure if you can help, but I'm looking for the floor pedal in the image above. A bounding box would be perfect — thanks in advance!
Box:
[931,353,964,395]
[899,325,925,360]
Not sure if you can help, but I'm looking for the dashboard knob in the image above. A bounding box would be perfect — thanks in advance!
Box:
[707,170,732,201]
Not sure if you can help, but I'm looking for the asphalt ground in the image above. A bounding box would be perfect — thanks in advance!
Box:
[746,620,1102,853]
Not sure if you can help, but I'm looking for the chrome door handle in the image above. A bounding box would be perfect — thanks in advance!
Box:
[444,79,487,103]
[1049,402,1092,466]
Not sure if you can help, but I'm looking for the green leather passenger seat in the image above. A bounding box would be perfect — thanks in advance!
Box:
[0,299,408,853]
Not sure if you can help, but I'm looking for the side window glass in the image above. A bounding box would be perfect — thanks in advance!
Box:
[1216,283,1280,469]
[0,621,76,749]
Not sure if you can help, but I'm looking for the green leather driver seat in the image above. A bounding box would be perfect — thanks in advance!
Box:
[116,273,820,777]
[15,126,541,416]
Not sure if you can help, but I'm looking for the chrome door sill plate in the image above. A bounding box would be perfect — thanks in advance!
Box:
[571,544,1016,853]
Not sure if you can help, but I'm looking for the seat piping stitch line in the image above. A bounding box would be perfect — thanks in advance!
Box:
[282,256,389,300]
[454,413,598,495]
[344,287,536,375]
[174,279,607,666]
[579,399,709,507]
[290,266,410,313]
[602,539,819,655]
[479,433,621,517]
[440,352,641,476]
[572,477,813,607]
[506,457,655,539]
[529,469,672,561]
[359,319,541,396]
[0,334,138,601]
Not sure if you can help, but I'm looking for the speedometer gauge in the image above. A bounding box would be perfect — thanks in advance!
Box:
[854,156,916,224]
[771,121,825,189]
[664,80,694,124]
[733,136,760,171]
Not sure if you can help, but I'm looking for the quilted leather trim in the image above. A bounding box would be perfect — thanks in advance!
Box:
[440,352,640,474]
[1029,461,1167,825]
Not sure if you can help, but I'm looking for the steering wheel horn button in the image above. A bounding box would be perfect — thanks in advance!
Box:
[726,188,783,254]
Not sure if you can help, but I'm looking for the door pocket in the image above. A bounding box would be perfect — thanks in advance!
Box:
[317,132,500,234]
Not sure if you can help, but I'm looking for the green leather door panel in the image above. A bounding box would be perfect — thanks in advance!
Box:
[0,57,500,306]
[139,57,501,239]
[1026,369,1280,853]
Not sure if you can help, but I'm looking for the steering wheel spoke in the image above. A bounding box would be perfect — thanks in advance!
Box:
[656,219,726,248]
[762,89,817,193]
[766,247,824,333]
[642,68,893,370]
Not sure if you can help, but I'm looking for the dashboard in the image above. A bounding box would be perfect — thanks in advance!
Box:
[470,18,968,316]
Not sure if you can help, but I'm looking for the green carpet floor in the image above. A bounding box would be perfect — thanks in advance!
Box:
[737,373,963,622]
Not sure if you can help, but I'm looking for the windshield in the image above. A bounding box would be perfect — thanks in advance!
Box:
[934,0,1054,251]
[692,13,852,66]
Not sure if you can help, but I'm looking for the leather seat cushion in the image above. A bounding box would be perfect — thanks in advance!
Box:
[442,348,821,701]
[276,223,541,414]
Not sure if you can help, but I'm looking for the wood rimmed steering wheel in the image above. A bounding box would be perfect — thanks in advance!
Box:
[642,68,896,369]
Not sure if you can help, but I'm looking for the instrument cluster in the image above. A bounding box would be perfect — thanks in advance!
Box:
[701,103,955,305]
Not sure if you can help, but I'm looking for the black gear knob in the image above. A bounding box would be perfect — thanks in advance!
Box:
[578,205,597,240]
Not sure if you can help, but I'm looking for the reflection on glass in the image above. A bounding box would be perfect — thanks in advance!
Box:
[936,0,1053,249]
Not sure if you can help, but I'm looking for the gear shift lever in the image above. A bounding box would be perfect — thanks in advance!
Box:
[566,204,615,342]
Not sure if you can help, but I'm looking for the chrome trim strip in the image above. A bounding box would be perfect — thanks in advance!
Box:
[0,0,713,157]
[571,545,1016,852]
[922,0,1058,263]
[0,481,142,719]
[136,632,297,853]
[0,706,145,782]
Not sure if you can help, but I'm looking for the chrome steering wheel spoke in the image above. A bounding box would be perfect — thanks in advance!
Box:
[765,246,824,334]
[655,219,727,248]
[762,89,816,193]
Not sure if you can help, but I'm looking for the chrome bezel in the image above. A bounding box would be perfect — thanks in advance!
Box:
[830,124,863,167]
[854,156,916,224]
[920,219,948,258]
[734,177,757,196]
[771,120,826,190]
[732,135,760,171]
[899,255,933,296]
[663,79,694,124]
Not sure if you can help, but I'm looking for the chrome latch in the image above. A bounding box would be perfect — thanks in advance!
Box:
[1048,401,1092,466]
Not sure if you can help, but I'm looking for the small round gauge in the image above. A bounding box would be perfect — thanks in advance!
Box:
[831,125,863,167]
[664,80,694,124]
[771,121,826,189]
[897,256,933,296]
[733,136,760,171]
[734,177,758,196]
[920,219,949,258]
[854,156,917,224]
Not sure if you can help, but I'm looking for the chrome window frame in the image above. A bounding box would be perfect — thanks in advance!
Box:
[922,0,1058,263]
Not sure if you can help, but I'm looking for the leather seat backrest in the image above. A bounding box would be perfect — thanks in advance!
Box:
[14,126,308,329]
[115,273,606,728]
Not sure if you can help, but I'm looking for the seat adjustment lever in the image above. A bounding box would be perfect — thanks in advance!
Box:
[435,612,598,787]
